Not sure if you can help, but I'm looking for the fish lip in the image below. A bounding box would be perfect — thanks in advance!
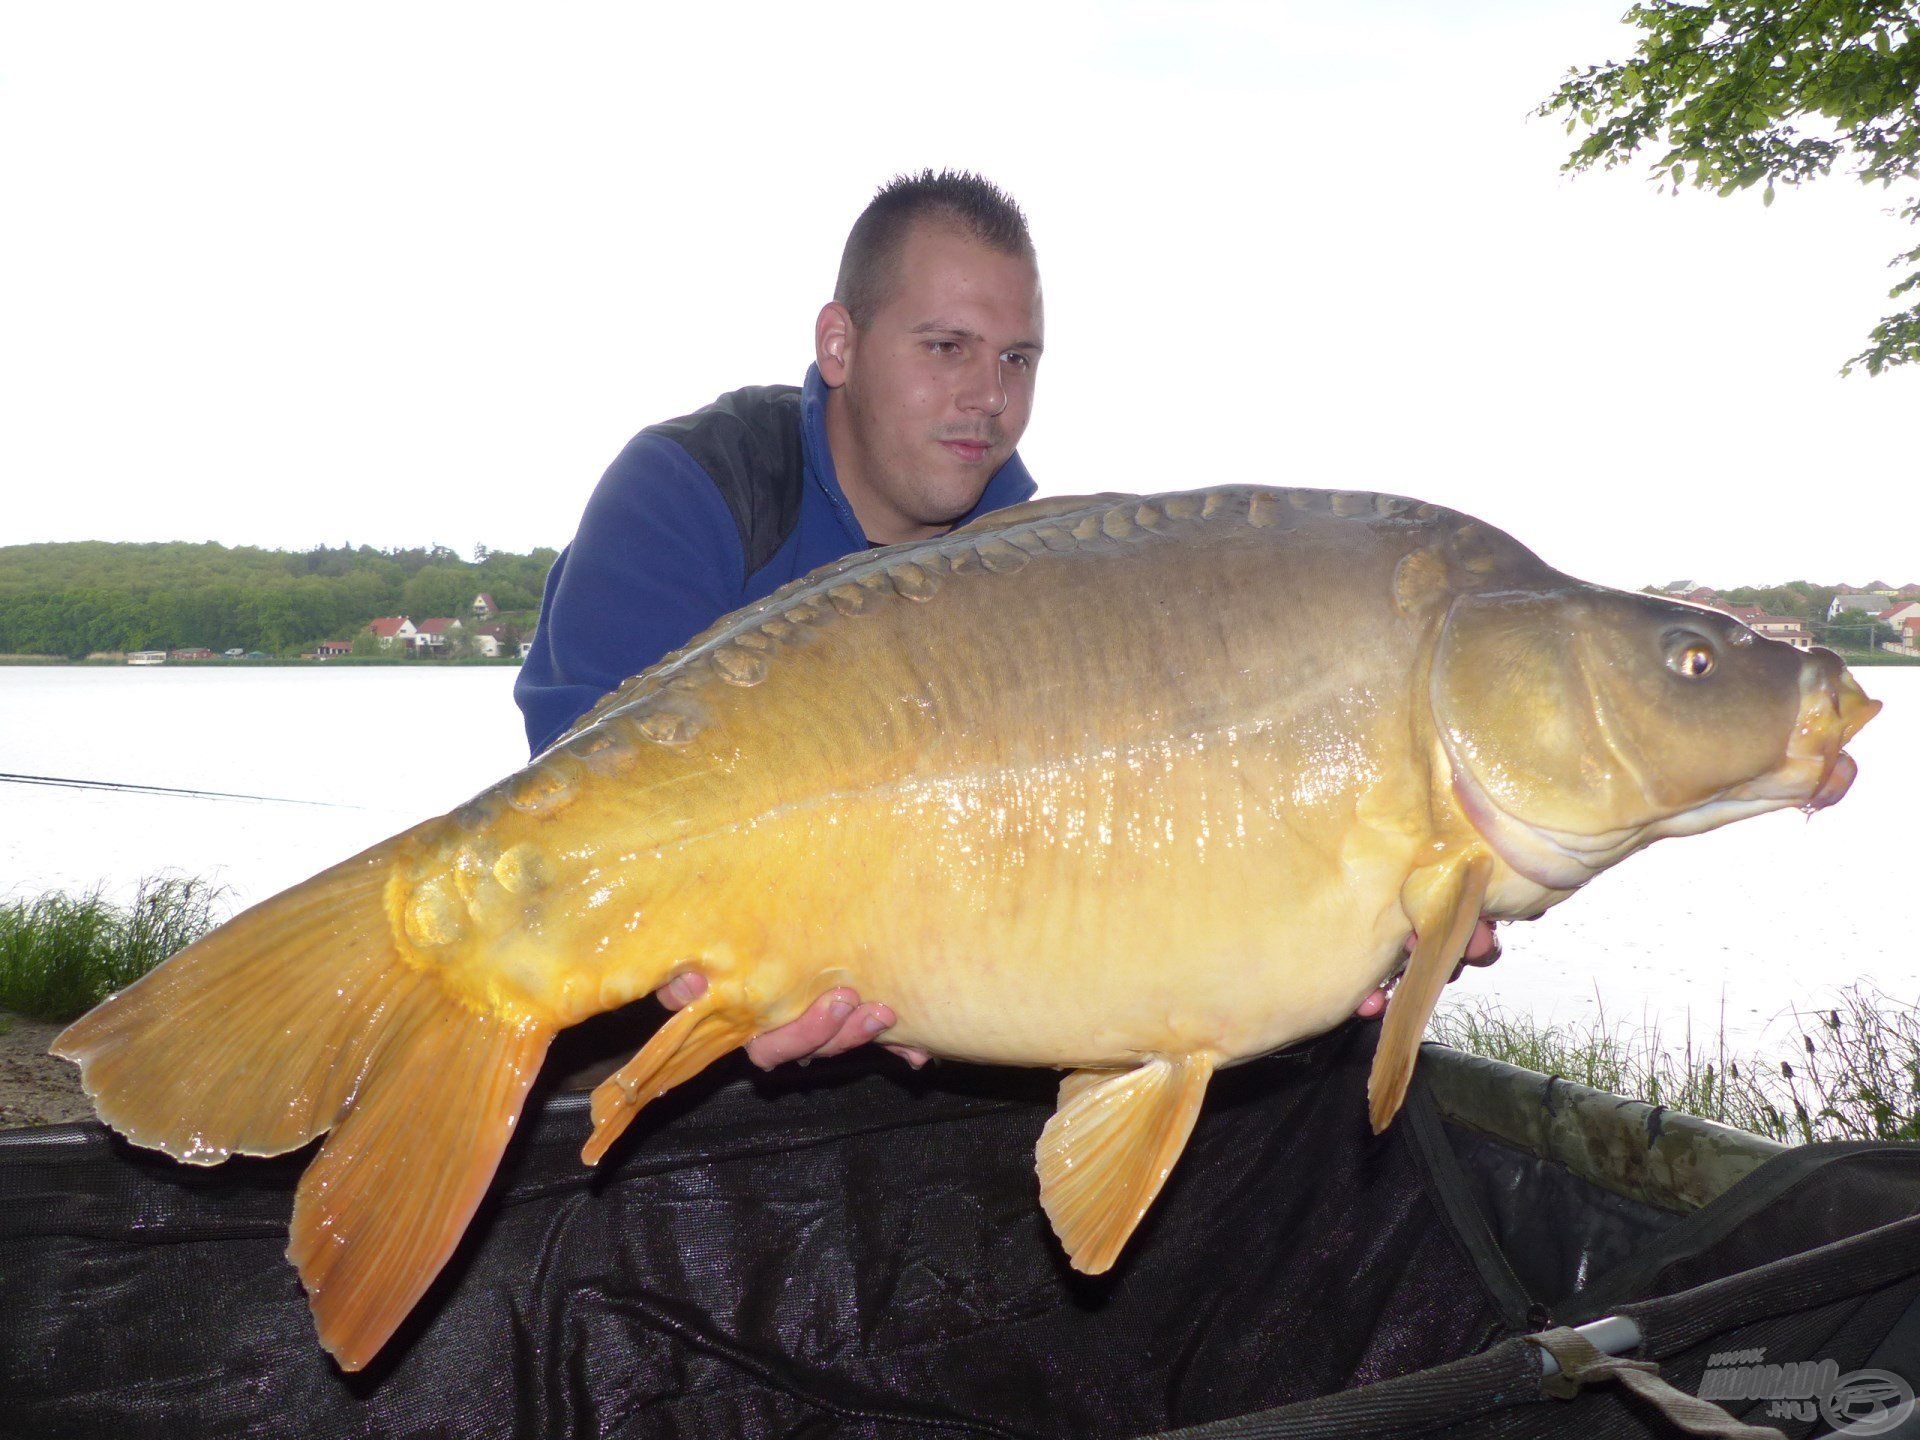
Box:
[1805,750,1858,811]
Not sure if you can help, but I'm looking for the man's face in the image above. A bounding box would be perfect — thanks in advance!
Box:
[819,221,1043,543]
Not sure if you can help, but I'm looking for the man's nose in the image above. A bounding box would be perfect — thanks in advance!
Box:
[956,352,1008,418]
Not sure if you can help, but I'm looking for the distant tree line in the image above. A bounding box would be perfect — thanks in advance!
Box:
[0,541,555,658]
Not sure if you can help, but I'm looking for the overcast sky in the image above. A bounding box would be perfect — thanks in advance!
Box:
[3,2,1914,592]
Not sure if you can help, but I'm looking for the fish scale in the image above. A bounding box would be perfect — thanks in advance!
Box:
[51,484,1880,1371]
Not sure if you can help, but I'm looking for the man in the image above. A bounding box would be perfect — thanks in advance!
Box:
[519,171,1495,1073]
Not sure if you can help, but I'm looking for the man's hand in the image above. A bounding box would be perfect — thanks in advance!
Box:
[1352,917,1501,1020]
[656,973,931,1070]
[660,922,1499,1068]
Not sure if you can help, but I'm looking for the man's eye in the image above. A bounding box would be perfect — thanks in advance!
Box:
[1001,351,1031,369]
[926,340,961,356]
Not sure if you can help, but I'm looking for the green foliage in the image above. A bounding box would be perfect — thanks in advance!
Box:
[1433,984,1920,1143]
[0,540,554,658]
[0,877,225,1024]
[1718,580,1839,620]
[1542,1,1920,375]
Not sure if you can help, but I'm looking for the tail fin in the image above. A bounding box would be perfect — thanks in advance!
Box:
[52,835,555,1371]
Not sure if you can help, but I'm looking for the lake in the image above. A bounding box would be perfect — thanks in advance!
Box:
[2,664,1913,1055]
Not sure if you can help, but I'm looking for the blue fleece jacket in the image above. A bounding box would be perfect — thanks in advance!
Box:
[515,365,1038,755]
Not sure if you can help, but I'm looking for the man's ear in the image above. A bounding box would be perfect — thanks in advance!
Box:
[815,302,855,387]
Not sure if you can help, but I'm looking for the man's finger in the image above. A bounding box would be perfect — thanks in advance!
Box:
[809,1002,898,1061]
[1461,918,1501,967]
[745,988,861,1069]
[882,1042,931,1069]
[1354,986,1389,1019]
[657,971,708,1011]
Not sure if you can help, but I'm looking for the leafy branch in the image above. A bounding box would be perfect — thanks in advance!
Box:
[1541,1,1920,374]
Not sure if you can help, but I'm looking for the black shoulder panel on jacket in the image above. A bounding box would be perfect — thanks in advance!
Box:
[643,385,806,579]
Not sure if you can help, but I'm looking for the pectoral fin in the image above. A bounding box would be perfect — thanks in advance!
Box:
[1036,1054,1215,1274]
[1369,850,1494,1134]
[582,990,755,1165]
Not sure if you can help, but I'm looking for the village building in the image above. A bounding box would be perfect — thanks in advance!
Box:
[368,616,420,651]
[1746,615,1813,651]
[471,593,497,618]
[413,617,462,651]
[1827,593,1890,621]
[1877,601,1920,632]
[470,622,509,658]
[315,640,352,659]
[127,650,167,666]
[169,647,215,661]
[1702,601,1813,651]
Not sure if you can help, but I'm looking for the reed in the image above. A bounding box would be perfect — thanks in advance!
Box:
[1431,985,1920,1144]
[0,877,225,1023]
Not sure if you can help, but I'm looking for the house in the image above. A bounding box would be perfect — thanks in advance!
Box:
[1902,615,1920,648]
[1677,586,1719,607]
[315,640,352,659]
[1876,602,1920,631]
[1658,580,1695,595]
[471,593,498,618]
[169,647,215,661]
[470,623,510,659]
[127,650,166,666]
[223,648,245,658]
[1827,594,1888,620]
[1703,601,1813,651]
[414,617,462,651]
[1746,614,1813,651]
[518,638,534,660]
[368,616,419,651]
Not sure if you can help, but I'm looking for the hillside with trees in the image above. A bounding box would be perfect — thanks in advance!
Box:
[0,541,555,658]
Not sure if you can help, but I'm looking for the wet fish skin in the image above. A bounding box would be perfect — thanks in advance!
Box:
[50,484,1878,1370]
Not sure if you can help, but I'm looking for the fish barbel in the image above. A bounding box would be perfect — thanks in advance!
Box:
[53,485,1880,1369]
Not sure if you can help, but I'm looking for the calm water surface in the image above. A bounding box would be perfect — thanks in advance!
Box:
[2,664,1913,1052]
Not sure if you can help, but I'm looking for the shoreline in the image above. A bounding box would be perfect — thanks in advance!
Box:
[0,1013,91,1130]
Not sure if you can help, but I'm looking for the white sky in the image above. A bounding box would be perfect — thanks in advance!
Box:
[3,1,1914,592]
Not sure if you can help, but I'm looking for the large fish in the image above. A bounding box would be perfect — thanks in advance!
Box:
[54,486,1879,1370]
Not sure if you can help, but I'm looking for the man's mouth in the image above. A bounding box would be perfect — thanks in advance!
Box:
[940,439,991,463]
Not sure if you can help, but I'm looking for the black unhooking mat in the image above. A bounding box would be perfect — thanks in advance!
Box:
[3,1017,1919,1439]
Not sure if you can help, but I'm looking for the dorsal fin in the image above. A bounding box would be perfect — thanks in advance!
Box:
[551,485,1472,750]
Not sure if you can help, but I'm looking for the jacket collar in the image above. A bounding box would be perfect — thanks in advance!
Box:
[800,363,1038,546]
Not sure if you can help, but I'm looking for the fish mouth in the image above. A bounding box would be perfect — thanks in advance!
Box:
[1770,664,1879,814]
[1805,751,1858,812]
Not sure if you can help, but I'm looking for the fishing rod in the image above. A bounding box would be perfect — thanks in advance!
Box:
[0,771,363,810]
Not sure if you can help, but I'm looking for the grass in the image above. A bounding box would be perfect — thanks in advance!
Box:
[1431,985,1920,1145]
[0,876,225,1024]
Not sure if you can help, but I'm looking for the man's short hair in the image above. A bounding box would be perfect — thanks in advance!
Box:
[834,169,1034,327]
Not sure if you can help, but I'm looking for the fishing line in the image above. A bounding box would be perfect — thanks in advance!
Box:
[0,771,363,810]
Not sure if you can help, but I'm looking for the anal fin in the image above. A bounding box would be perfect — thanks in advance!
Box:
[1368,849,1494,1133]
[1036,1054,1215,1275]
[582,991,754,1165]
[287,1000,554,1372]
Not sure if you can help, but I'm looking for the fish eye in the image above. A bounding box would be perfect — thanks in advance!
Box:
[1666,640,1715,679]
